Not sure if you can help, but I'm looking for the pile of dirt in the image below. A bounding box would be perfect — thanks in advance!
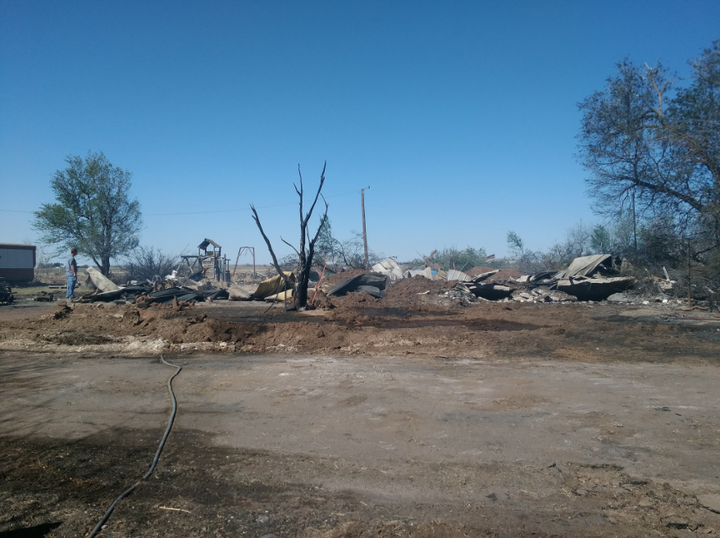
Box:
[386,275,454,296]
[465,267,526,282]
[2,295,720,364]
[466,266,498,277]
[487,268,524,281]
[380,276,455,309]
[309,289,334,310]
[321,269,379,287]
[325,290,379,313]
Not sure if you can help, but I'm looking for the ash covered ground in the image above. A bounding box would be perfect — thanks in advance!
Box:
[2,287,720,537]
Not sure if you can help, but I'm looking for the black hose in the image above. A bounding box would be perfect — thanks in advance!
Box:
[87,354,182,538]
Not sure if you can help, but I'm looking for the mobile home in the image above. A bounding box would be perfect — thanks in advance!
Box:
[0,243,36,281]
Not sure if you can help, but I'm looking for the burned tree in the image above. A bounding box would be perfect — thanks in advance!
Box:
[251,162,328,309]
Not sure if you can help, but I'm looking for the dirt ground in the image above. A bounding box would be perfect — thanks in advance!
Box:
[1,284,720,537]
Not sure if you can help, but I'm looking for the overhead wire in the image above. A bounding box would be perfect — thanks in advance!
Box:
[1,188,359,217]
[144,188,358,216]
[86,354,182,538]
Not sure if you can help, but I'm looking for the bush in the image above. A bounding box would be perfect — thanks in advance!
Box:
[125,247,178,283]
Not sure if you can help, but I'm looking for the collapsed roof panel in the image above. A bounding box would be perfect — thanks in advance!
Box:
[554,254,613,279]
[446,269,471,282]
[556,276,634,301]
[327,274,388,298]
[372,258,404,280]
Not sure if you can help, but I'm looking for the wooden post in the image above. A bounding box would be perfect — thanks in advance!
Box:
[361,186,369,270]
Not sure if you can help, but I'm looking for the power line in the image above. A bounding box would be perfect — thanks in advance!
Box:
[144,189,359,217]
[1,189,360,217]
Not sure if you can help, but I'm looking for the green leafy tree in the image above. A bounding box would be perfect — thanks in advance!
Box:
[315,215,341,264]
[506,231,543,272]
[666,42,720,219]
[637,217,684,267]
[435,246,488,271]
[590,224,612,254]
[34,152,142,276]
[506,231,525,258]
[409,246,490,272]
[577,41,720,265]
[577,59,668,220]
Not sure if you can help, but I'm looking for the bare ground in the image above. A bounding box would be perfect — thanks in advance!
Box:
[1,290,720,537]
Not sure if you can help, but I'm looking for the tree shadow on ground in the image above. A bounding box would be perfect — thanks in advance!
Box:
[0,522,62,538]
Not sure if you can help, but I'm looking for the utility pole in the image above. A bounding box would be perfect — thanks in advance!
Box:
[361,186,370,269]
[632,189,637,257]
[687,237,692,306]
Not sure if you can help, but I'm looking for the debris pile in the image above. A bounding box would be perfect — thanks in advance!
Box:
[0,278,13,305]
[326,274,389,299]
[554,254,634,301]
[33,291,55,302]
[250,272,295,302]
[78,267,230,305]
[371,258,404,281]
[451,255,632,303]
[73,252,638,309]
[317,255,635,305]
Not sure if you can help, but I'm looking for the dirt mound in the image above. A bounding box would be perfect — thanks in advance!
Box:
[2,290,718,366]
[486,268,524,282]
[322,276,455,315]
[326,290,379,311]
[309,289,333,309]
[321,269,379,287]
[466,266,498,277]
[386,275,454,297]
[379,276,455,310]
[465,267,524,282]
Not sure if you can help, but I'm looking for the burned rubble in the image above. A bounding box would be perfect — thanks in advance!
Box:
[323,254,637,305]
[78,264,230,306]
[63,250,688,311]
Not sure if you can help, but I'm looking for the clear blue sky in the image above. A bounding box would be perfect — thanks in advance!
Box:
[1,1,718,265]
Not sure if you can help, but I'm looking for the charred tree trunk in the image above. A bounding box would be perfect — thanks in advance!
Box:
[251,162,328,310]
[250,205,293,290]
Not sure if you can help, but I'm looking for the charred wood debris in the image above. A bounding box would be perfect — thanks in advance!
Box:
[70,253,681,307]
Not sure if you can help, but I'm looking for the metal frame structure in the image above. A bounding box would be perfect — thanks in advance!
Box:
[232,246,256,277]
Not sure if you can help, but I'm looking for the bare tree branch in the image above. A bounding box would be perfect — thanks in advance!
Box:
[302,162,327,231]
[251,162,329,309]
[281,237,300,256]
[250,204,292,287]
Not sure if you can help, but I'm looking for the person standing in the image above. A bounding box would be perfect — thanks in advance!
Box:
[66,248,78,300]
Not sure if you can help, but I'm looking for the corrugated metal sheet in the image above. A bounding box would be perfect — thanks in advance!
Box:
[554,254,612,279]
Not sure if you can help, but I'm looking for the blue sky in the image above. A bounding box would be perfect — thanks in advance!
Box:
[1,1,718,265]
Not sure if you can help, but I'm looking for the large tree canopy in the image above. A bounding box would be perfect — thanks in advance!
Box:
[577,41,720,260]
[34,151,142,276]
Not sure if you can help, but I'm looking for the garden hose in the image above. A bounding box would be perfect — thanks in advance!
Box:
[87,354,181,537]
